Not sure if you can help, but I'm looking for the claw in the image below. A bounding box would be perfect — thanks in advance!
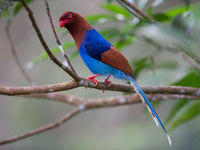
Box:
[104,74,112,87]
[90,78,98,86]
[87,74,100,86]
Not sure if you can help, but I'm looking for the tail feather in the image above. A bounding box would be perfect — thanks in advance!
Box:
[127,75,172,146]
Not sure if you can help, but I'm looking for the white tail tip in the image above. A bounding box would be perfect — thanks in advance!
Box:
[147,106,159,127]
[166,134,172,146]
[152,115,159,127]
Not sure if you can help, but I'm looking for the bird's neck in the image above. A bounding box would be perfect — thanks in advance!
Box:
[65,21,92,49]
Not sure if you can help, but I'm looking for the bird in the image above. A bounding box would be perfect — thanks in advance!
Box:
[59,11,171,146]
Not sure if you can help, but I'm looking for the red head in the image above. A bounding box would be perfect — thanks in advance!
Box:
[59,12,73,28]
[59,11,91,29]
[59,11,92,48]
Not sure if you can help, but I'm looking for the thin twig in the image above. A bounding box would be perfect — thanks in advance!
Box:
[5,19,34,85]
[194,56,200,64]
[0,108,80,145]
[117,0,153,22]
[118,1,200,69]
[43,0,77,74]
[178,51,200,71]
[1,92,199,145]
[117,0,142,20]
[144,38,200,71]
[20,0,80,81]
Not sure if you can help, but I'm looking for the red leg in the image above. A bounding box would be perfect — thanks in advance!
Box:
[104,74,112,87]
[87,74,100,86]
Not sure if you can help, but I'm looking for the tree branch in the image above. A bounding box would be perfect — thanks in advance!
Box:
[31,93,200,107]
[0,108,80,145]
[1,92,199,145]
[117,1,200,70]
[43,0,77,75]
[0,79,199,96]
[144,38,200,71]
[117,0,153,22]
[20,0,80,81]
[0,80,78,95]
[116,0,142,20]
[178,51,200,71]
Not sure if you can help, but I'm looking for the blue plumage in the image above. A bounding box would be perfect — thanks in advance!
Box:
[59,11,171,146]
[79,29,171,146]
[83,29,112,60]
[79,40,128,80]
[128,75,171,146]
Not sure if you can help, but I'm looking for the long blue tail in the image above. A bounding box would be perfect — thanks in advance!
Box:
[127,75,172,146]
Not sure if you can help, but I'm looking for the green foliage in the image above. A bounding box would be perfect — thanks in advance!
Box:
[167,101,200,131]
[173,71,200,88]
[100,3,132,18]
[33,42,75,64]
[0,0,34,18]
[166,71,200,131]
[14,0,33,15]
[86,14,117,25]
[0,0,14,15]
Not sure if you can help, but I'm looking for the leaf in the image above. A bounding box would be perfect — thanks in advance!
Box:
[33,42,75,64]
[100,3,131,18]
[192,3,200,21]
[131,57,177,79]
[99,28,121,40]
[166,100,190,123]
[86,14,116,25]
[166,71,200,127]
[0,0,14,15]
[0,9,9,17]
[14,0,34,16]
[132,57,149,79]
[114,35,134,50]
[165,5,193,18]
[137,24,198,58]
[152,13,171,22]
[70,50,79,60]
[106,0,115,3]
[167,101,200,131]
[173,71,200,88]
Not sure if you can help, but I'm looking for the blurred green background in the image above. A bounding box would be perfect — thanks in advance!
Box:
[0,0,200,149]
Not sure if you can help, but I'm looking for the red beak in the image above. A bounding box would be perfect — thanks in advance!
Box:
[59,20,68,28]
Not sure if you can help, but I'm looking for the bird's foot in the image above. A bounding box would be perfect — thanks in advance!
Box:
[104,79,111,87]
[87,74,100,86]
[104,74,112,87]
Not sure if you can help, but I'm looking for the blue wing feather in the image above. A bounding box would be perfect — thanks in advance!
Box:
[83,29,112,60]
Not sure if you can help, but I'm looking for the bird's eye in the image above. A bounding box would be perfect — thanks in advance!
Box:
[66,13,72,19]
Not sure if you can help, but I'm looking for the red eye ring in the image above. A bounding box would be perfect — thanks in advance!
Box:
[66,13,72,19]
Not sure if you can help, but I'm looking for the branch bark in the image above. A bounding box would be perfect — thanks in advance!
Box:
[0,79,199,97]
[0,108,80,145]
[43,0,77,75]
[31,93,200,107]
[20,0,80,81]
[117,0,153,22]
[117,0,200,70]
[1,92,199,145]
